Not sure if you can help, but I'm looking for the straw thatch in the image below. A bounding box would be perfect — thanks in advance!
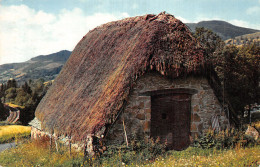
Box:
[35,12,207,141]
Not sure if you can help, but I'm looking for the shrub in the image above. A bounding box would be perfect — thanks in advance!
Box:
[193,128,258,149]
[95,138,166,166]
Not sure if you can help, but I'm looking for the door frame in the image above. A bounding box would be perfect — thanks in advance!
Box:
[139,88,198,150]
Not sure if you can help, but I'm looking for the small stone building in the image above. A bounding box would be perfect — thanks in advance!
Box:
[31,12,237,152]
[105,72,230,150]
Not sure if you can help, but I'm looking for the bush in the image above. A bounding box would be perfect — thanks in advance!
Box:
[94,138,167,166]
[193,128,258,149]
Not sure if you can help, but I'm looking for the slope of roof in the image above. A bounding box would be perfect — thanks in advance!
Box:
[35,12,205,141]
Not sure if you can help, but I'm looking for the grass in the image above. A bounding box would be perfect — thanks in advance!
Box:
[0,125,31,143]
[0,140,259,167]
[147,146,260,166]
[0,140,84,167]
[0,125,259,166]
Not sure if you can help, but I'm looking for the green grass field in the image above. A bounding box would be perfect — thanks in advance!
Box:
[0,125,31,144]
[0,124,259,166]
[0,140,259,167]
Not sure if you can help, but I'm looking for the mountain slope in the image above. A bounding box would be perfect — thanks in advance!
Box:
[186,20,260,40]
[225,32,260,46]
[0,50,71,83]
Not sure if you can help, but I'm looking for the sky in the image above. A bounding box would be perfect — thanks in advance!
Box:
[0,0,260,65]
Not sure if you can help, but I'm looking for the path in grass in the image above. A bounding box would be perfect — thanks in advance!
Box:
[0,142,15,153]
[4,104,20,124]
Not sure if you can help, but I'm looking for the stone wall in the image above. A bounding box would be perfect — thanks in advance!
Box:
[31,126,50,141]
[31,72,230,152]
[105,72,229,145]
[31,124,84,152]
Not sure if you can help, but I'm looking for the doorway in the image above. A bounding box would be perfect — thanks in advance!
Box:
[151,93,191,150]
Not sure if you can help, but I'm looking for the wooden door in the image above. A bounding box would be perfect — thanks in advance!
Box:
[151,93,191,150]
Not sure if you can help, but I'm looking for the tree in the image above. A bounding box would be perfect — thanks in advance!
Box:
[5,87,17,103]
[193,27,225,65]
[22,82,32,95]
[15,88,31,106]
[6,79,17,89]
[0,78,50,124]
[193,28,260,121]
[0,99,8,121]
[217,44,260,117]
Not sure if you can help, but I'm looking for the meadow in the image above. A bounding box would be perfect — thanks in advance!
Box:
[0,125,31,143]
[0,138,259,166]
[0,123,259,166]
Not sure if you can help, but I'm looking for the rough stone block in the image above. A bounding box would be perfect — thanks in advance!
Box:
[193,105,199,112]
[198,123,204,132]
[136,84,144,90]
[191,123,197,132]
[138,96,150,101]
[138,102,144,109]
[145,108,151,113]
[145,113,151,120]
[136,114,145,120]
[191,98,200,105]
[131,105,139,110]
[143,121,150,132]
[191,113,201,122]
[144,101,151,108]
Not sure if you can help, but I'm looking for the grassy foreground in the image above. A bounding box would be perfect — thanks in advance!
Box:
[0,125,31,143]
[150,146,260,166]
[0,140,259,167]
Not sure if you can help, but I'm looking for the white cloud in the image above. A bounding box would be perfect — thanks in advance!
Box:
[246,6,260,15]
[175,16,190,23]
[193,15,222,23]
[229,19,250,28]
[229,19,260,29]
[0,5,129,65]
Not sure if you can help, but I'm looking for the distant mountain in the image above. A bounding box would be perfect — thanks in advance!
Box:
[186,20,260,40]
[0,50,71,84]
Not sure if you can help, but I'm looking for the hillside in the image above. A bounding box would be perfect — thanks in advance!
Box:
[0,50,71,84]
[186,20,259,40]
[225,32,260,46]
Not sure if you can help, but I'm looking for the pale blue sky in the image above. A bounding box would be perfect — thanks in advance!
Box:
[0,0,259,64]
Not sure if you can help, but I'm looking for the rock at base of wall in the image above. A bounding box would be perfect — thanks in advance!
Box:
[245,126,259,140]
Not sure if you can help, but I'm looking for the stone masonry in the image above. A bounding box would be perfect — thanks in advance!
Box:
[105,72,229,144]
[31,72,230,151]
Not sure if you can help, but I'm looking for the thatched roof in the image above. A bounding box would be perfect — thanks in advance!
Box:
[35,12,206,141]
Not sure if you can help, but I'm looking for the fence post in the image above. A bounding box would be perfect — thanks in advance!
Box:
[49,134,52,153]
[123,119,129,147]
[69,137,71,157]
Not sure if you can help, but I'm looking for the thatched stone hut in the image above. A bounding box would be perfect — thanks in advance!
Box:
[32,12,236,152]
